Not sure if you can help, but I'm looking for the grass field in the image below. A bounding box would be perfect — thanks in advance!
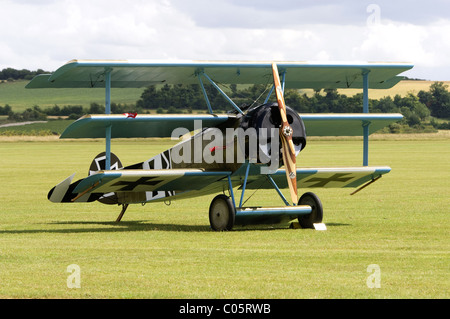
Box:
[0,136,448,299]
[0,119,74,136]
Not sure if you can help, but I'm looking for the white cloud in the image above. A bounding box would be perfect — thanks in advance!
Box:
[351,18,450,79]
[354,23,433,63]
[0,0,449,80]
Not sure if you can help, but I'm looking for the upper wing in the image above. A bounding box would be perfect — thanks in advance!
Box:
[26,60,413,90]
[245,166,391,190]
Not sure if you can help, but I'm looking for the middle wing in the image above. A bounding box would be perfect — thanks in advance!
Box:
[57,113,402,139]
[59,114,236,138]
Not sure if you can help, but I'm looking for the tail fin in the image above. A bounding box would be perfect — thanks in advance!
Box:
[89,152,123,174]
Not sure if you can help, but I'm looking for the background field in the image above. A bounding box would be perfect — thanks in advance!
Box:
[2,80,450,112]
[339,80,450,99]
[0,80,144,112]
[0,135,448,298]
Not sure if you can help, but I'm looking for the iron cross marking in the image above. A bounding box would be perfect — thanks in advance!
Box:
[112,177,163,191]
[305,173,353,187]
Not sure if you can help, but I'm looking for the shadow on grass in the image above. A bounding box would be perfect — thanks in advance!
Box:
[0,220,210,234]
[0,220,351,234]
[325,223,351,227]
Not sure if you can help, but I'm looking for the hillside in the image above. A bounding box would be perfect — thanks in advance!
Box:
[305,80,450,99]
[0,80,145,112]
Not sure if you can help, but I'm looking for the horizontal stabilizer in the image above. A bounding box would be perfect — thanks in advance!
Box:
[47,174,100,203]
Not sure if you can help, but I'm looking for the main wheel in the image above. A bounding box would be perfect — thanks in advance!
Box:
[298,192,323,229]
[209,195,235,231]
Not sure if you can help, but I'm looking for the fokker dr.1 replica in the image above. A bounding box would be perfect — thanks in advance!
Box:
[27,60,412,230]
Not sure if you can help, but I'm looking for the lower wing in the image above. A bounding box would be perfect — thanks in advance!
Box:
[245,166,391,189]
[48,166,390,204]
[48,169,232,203]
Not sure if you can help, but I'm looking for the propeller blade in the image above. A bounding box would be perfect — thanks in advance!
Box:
[272,63,298,205]
[272,64,296,155]
[280,133,298,205]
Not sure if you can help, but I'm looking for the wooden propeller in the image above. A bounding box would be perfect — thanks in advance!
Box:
[272,63,298,205]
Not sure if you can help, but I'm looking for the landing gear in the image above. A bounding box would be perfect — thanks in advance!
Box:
[209,195,235,231]
[116,204,129,222]
[298,192,323,229]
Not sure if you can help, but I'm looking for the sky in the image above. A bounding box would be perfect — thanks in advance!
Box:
[1,0,450,80]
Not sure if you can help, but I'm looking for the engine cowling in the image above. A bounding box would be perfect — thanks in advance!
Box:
[238,103,307,165]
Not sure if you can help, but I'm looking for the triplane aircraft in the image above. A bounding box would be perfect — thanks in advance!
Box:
[27,60,413,231]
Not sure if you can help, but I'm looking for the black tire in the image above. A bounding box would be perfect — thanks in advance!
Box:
[209,195,235,231]
[298,192,323,229]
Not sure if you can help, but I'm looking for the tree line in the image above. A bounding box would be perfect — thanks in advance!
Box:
[135,81,450,131]
[0,68,48,81]
[136,81,450,117]
[1,103,135,121]
[1,66,449,132]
